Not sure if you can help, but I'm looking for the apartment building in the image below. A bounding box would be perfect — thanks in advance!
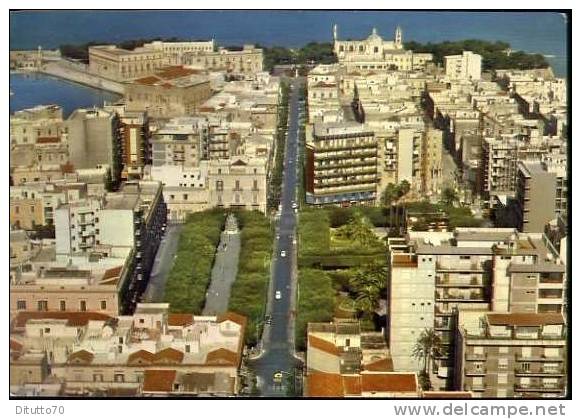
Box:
[480,135,566,208]
[387,228,566,389]
[514,157,567,233]
[88,45,164,81]
[10,105,66,146]
[444,51,482,81]
[150,117,206,168]
[104,104,151,180]
[305,319,420,398]
[10,304,247,396]
[455,311,566,398]
[66,108,123,187]
[10,182,89,230]
[305,122,377,205]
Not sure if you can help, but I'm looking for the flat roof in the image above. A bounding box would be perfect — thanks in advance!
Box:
[487,313,564,327]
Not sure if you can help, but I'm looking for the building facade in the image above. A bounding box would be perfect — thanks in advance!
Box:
[306,122,378,205]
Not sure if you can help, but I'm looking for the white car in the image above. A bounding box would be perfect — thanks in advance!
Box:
[275,291,282,300]
[280,250,287,257]
[291,202,298,209]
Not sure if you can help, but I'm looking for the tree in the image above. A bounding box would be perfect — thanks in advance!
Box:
[381,181,411,206]
[441,186,459,207]
[350,263,387,316]
[412,328,443,379]
[337,212,379,247]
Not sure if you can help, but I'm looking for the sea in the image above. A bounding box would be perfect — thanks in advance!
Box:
[9,11,568,115]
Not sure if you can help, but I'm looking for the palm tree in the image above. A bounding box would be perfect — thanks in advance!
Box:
[350,263,387,316]
[412,328,443,376]
[441,186,459,207]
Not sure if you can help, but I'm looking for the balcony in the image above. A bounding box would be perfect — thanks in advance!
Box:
[514,383,564,393]
[515,368,565,377]
[436,274,486,287]
[465,369,486,376]
[515,354,564,362]
[465,353,486,361]
[435,290,485,302]
[436,262,484,272]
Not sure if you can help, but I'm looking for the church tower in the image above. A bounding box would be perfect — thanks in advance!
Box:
[395,26,403,48]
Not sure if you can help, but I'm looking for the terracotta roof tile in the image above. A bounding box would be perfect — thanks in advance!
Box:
[10,339,23,352]
[342,375,362,396]
[102,266,123,280]
[306,371,344,397]
[205,348,239,366]
[487,313,564,327]
[127,349,155,365]
[361,373,418,393]
[364,357,394,372]
[167,314,193,327]
[156,66,197,80]
[216,312,247,328]
[36,137,60,144]
[308,334,340,356]
[134,76,160,85]
[68,350,94,365]
[142,369,177,393]
[13,312,113,329]
[154,347,184,364]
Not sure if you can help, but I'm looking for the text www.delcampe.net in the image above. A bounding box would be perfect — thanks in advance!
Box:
[393,403,566,418]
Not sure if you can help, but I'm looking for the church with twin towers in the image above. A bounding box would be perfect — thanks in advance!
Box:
[332,24,433,71]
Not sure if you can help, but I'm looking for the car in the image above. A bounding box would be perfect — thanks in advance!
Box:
[280,250,287,257]
[291,202,298,209]
[275,291,282,300]
[265,314,272,324]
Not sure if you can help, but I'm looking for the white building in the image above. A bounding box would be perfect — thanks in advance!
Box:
[445,51,482,81]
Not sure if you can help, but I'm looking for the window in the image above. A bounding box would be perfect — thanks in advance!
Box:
[235,180,240,190]
[498,358,509,370]
[114,373,125,383]
[100,300,107,310]
[521,362,530,372]
[185,344,191,353]
[44,328,51,334]
[60,300,66,311]
[17,300,26,310]
[216,180,223,191]
[79,300,87,312]
[37,300,48,311]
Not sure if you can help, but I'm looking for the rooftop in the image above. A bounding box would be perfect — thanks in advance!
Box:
[486,313,565,327]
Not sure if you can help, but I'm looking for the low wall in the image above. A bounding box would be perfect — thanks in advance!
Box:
[40,61,125,95]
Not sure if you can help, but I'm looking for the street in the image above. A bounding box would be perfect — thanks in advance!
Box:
[202,214,241,315]
[143,224,183,303]
[248,77,303,397]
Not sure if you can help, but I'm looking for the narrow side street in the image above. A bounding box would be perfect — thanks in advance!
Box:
[143,224,183,303]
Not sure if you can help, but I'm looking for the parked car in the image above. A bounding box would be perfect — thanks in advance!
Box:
[280,250,287,257]
[275,291,282,300]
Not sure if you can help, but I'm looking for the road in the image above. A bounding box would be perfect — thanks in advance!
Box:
[202,214,240,315]
[143,224,183,303]
[248,78,303,397]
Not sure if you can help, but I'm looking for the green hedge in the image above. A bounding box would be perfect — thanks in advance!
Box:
[228,211,273,346]
[164,210,226,313]
[295,268,335,351]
